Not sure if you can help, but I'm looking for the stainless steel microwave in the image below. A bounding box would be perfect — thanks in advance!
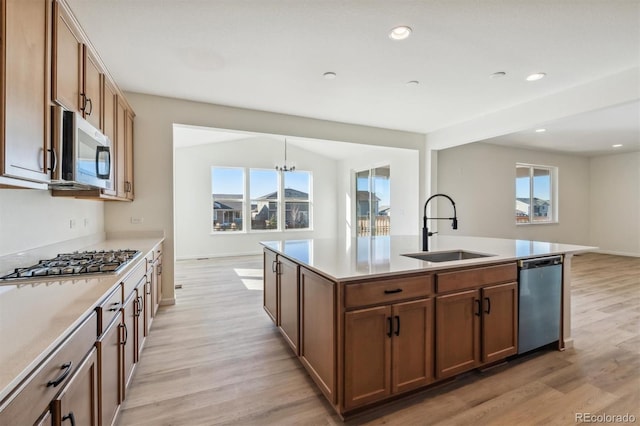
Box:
[50,106,113,190]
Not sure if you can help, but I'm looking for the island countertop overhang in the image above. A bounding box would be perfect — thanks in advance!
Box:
[260,235,596,282]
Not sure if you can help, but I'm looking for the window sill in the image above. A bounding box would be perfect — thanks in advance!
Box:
[515,221,559,226]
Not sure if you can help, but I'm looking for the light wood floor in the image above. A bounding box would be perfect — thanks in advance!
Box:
[117,253,639,426]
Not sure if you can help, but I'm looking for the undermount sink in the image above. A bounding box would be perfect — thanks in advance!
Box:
[402,250,496,263]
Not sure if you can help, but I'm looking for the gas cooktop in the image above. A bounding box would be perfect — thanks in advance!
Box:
[0,249,141,281]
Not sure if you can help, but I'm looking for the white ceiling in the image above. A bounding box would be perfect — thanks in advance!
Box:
[68,0,639,155]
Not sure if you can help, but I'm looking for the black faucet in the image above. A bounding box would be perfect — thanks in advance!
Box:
[422,193,458,251]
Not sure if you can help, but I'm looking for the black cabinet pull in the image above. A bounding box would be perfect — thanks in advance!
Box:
[119,323,128,345]
[62,412,76,426]
[387,317,392,338]
[271,260,277,273]
[384,288,403,294]
[134,296,142,317]
[48,148,57,172]
[46,362,72,387]
[485,297,491,314]
[394,315,400,336]
[475,299,481,316]
[108,302,121,312]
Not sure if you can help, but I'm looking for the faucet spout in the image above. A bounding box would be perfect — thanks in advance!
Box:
[422,193,458,251]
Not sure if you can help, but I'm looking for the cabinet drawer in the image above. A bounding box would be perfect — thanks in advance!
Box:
[436,263,517,294]
[0,312,97,426]
[344,275,434,308]
[123,261,146,300]
[97,284,123,335]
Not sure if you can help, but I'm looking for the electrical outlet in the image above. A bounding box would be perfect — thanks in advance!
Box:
[84,218,89,228]
[130,217,144,224]
[69,219,76,229]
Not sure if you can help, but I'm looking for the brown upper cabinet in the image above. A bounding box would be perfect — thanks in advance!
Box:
[48,0,135,200]
[0,0,53,187]
[52,0,102,129]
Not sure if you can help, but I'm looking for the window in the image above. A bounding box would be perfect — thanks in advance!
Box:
[355,166,390,236]
[284,172,311,229]
[515,164,556,224]
[211,167,312,233]
[250,169,279,230]
[212,167,244,231]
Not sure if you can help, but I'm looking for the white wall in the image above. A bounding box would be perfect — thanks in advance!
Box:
[105,92,425,303]
[589,152,640,256]
[338,148,420,239]
[0,189,104,256]
[436,142,591,245]
[174,137,337,259]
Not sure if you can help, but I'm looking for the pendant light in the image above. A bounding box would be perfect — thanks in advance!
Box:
[275,138,295,172]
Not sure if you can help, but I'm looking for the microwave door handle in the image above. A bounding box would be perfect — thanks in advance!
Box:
[95,146,111,179]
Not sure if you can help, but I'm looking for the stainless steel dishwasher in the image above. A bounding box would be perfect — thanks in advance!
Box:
[518,255,563,354]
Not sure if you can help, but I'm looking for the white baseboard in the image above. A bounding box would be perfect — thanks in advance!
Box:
[593,249,640,258]
[176,251,261,261]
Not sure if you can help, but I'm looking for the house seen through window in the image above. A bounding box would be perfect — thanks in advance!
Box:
[515,164,556,224]
[212,167,311,232]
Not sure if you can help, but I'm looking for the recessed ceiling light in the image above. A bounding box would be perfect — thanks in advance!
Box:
[490,71,506,79]
[612,144,623,148]
[323,72,336,80]
[406,80,419,86]
[389,26,412,40]
[535,128,546,133]
[526,72,546,81]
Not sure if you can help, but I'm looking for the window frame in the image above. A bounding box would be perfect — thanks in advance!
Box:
[515,163,558,225]
[211,166,313,234]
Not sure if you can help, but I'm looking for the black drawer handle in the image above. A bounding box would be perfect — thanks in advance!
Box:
[475,299,481,316]
[485,297,491,314]
[387,317,393,338]
[62,412,76,426]
[384,288,403,294]
[394,315,400,336]
[46,362,72,387]
[108,302,121,312]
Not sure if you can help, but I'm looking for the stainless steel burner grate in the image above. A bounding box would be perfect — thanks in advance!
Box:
[0,249,140,281]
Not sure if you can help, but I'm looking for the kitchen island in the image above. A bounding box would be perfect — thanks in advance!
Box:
[261,235,594,417]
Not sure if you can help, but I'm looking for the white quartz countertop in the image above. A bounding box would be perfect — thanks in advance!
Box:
[0,237,163,404]
[261,235,596,281]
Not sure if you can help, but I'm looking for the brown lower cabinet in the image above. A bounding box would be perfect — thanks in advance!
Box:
[97,312,123,426]
[262,247,520,418]
[51,347,99,426]
[277,256,299,354]
[344,298,434,410]
[0,244,163,426]
[435,282,518,379]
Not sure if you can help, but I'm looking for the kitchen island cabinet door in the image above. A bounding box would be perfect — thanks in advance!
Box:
[2,0,52,184]
[263,249,278,323]
[299,267,336,404]
[277,255,300,354]
[344,305,391,410]
[435,289,480,379]
[481,282,518,363]
[51,347,99,426]
[391,298,434,394]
